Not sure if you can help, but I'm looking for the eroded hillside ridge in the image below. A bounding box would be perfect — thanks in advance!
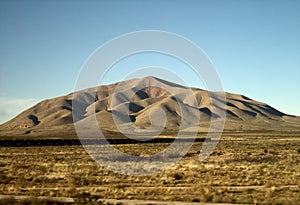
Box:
[0,76,299,137]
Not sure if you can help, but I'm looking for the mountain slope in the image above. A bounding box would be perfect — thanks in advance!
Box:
[0,76,299,138]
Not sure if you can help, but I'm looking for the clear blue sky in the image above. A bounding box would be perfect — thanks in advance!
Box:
[0,0,300,124]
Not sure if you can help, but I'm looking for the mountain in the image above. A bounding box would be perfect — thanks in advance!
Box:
[0,76,299,138]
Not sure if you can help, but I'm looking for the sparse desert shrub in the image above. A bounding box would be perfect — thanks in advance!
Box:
[198,193,213,202]
[191,198,200,202]
[0,174,12,184]
[0,197,52,205]
[172,172,183,180]
[0,197,15,205]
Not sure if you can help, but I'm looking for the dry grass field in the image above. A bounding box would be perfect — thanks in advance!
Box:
[0,135,300,204]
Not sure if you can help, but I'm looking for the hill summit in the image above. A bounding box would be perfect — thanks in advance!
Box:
[1,76,299,138]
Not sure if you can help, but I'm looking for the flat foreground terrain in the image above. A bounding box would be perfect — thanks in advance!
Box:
[0,135,300,204]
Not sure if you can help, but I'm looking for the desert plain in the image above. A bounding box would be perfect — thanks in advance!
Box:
[0,132,300,204]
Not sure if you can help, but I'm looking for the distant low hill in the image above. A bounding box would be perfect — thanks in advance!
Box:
[1,76,299,138]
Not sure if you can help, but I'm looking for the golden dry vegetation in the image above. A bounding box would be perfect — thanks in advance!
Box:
[0,135,300,204]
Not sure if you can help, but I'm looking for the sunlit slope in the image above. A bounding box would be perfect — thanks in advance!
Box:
[1,76,299,137]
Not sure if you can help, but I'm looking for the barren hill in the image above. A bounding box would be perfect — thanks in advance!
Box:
[0,76,299,138]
